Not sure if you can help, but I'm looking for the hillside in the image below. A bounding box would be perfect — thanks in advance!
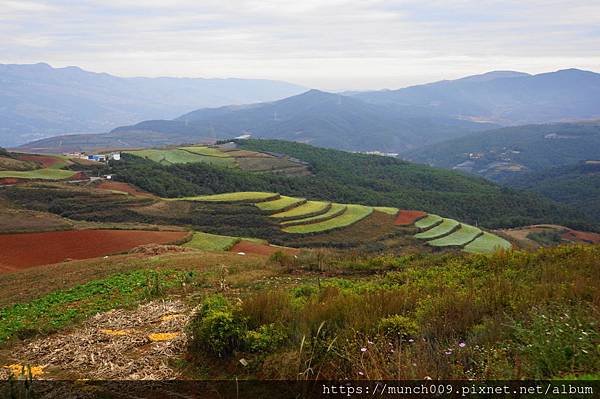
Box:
[406,122,600,181]
[353,69,600,125]
[505,161,600,223]
[103,139,595,231]
[23,89,495,154]
[0,62,306,146]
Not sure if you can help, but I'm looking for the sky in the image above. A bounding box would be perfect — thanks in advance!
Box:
[1,0,600,90]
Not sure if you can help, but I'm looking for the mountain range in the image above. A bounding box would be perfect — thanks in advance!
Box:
[352,69,600,125]
[12,66,600,154]
[0,62,306,146]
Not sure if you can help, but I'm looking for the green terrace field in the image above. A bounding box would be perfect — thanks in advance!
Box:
[464,232,512,254]
[428,224,482,247]
[178,146,232,158]
[255,196,306,213]
[123,148,235,167]
[0,168,77,180]
[163,191,512,253]
[414,218,460,240]
[414,214,443,229]
[0,153,79,181]
[282,204,373,234]
[373,206,399,215]
[122,144,311,176]
[270,200,331,221]
[183,231,241,251]
[280,203,347,227]
[175,192,279,203]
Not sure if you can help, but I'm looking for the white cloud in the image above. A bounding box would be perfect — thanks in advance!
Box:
[0,0,598,89]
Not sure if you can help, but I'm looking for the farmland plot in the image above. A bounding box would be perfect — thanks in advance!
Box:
[464,233,512,254]
[414,218,460,240]
[282,204,373,234]
[428,224,482,247]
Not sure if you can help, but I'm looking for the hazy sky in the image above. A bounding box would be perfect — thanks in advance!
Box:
[2,0,600,90]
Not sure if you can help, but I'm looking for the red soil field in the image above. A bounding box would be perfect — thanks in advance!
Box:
[0,178,20,185]
[0,229,189,272]
[394,210,427,226]
[230,240,300,256]
[15,154,63,168]
[97,181,153,197]
[561,229,600,244]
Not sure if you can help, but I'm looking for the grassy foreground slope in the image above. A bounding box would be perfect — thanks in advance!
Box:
[1,244,598,380]
[110,141,593,231]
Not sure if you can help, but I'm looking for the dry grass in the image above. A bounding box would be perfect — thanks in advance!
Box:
[5,300,190,380]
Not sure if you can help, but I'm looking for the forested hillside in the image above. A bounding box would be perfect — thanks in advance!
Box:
[505,161,600,223]
[406,122,600,181]
[108,140,595,230]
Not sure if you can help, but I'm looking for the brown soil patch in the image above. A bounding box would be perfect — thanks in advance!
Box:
[128,244,193,255]
[0,207,72,234]
[15,154,63,168]
[0,229,189,272]
[562,230,600,244]
[97,181,154,197]
[394,210,427,226]
[230,240,300,256]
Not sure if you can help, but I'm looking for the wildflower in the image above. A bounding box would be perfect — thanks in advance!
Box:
[361,347,367,352]
[582,349,589,354]
[408,338,414,343]
[459,342,466,348]
[367,340,374,345]
[358,371,364,376]
[444,349,452,355]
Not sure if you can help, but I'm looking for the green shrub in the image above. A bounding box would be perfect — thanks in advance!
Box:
[188,295,247,357]
[244,323,287,352]
[377,315,418,340]
[292,284,318,299]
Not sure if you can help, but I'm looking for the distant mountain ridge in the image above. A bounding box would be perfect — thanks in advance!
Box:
[352,69,600,125]
[76,89,494,153]
[0,62,307,146]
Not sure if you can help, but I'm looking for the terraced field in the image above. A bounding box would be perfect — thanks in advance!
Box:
[255,196,306,213]
[177,192,279,203]
[183,232,240,251]
[124,148,234,167]
[270,201,331,221]
[428,224,482,247]
[282,204,373,234]
[178,146,231,158]
[464,232,512,254]
[414,218,459,240]
[414,214,443,230]
[125,145,311,176]
[281,203,347,227]
[373,206,398,215]
[0,168,77,180]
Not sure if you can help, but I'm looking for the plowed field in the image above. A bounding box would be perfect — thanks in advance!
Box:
[0,230,188,272]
